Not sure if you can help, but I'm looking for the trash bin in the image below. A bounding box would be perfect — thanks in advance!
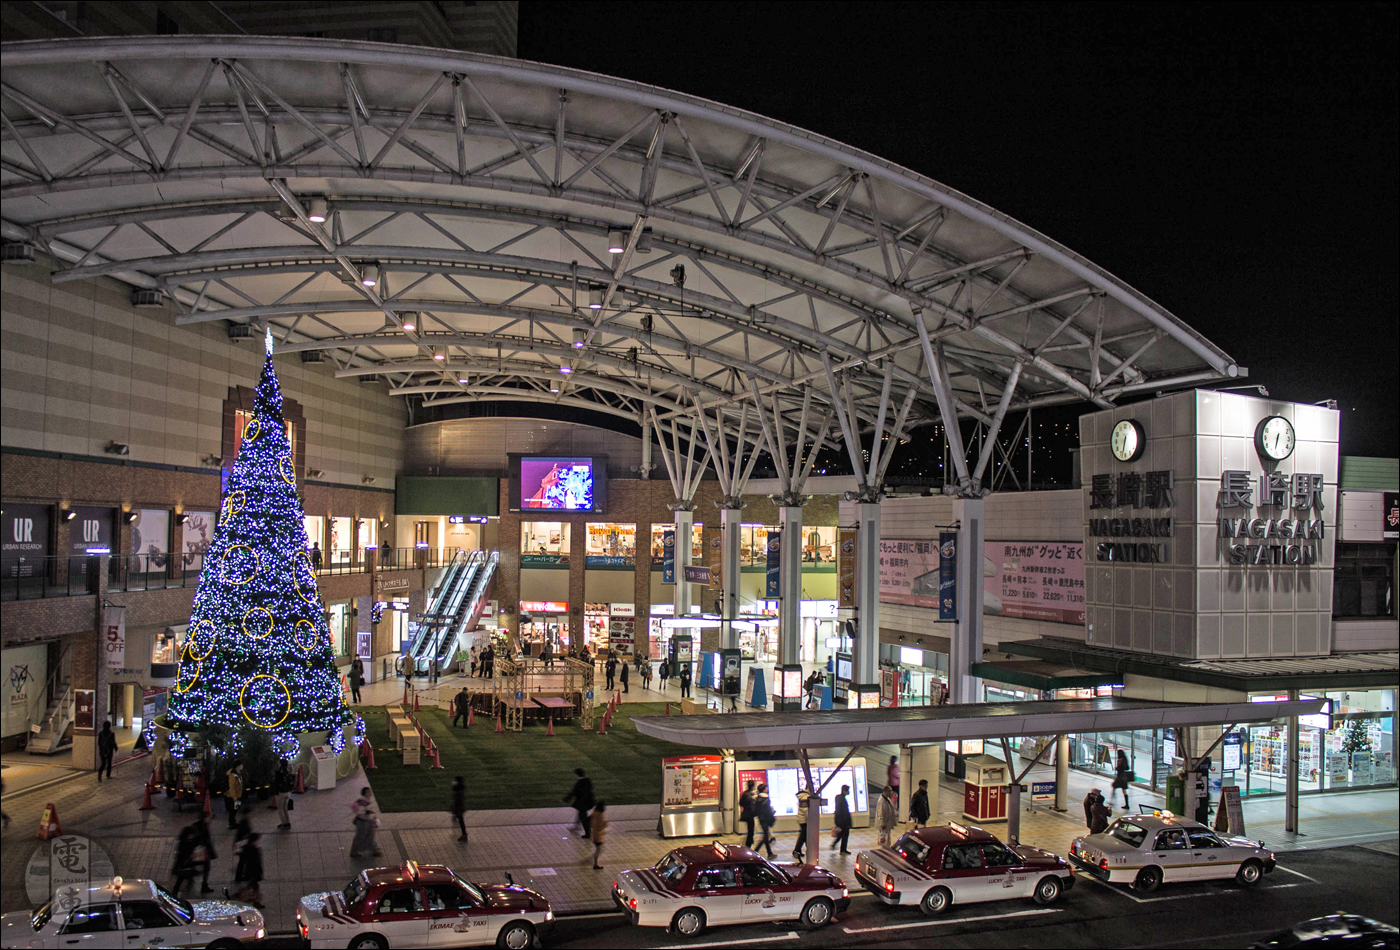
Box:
[1165,774,1185,815]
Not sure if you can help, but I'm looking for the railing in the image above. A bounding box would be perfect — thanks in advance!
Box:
[1,555,106,600]
[112,554,201,592]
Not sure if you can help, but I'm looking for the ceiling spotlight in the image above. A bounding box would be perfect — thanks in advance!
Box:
[362,476,376,485]
[572,327,587,349]
[360,263,381,288]
[549,385,560,393]
[559,365,573,375]
[307,468,325,479]
[202,454,223,466]
[607,230,627,254]
[105,441,130,456]
[123,510,139,524]
[636,227,654,253]
[306,197,329,223]
[175,512,189,525]
[432,346,446,361]
[588,286,605,310]
[458,376,470,384]
[61,508,76,522]
[400,313,417,332]
[670,264,686,287]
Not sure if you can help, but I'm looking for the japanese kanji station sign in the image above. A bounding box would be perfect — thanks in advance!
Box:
[1217,470,1325,565]
[1088,469,1175,562]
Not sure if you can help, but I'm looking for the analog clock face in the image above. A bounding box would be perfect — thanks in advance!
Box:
[1111,419,1145,462]
[1256,416,1296,461]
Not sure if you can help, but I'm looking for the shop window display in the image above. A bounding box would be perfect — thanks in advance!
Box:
[650,523,704,562]
[521,522,570,565]
[1243,690,1396,797]
[585,523,636,566]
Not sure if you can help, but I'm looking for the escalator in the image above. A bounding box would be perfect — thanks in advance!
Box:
[405,549,467,663]
[434,550,498,669]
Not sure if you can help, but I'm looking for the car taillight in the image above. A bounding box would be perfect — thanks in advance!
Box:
[1099,858,1109,870]
[629,898,637,910]
[613,881,618,890]
[883,874,894,892]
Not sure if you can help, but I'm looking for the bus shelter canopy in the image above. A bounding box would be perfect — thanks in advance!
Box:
[631,697,1325,750]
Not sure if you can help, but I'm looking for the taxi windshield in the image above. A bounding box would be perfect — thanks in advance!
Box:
[893,834,930,867]
[153,883,194,922]
[653,853,688,883]
[452,874,485,906]
[343,875,369,908]
[1108,820,1148,848]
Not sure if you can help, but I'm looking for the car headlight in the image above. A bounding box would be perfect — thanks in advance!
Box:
[545,911,553,921]
[256,927,266,939]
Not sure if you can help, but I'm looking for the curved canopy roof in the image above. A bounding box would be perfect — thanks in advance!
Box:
[1,36,1242,493]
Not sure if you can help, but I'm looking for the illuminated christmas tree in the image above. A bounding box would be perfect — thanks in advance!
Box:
[166,331,359,757]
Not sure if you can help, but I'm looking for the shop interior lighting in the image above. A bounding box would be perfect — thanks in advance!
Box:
[607,230,627,254]
[588,286,605,309]
[572,327,587,349]
[360,263,381,288]
[306,197,329,223]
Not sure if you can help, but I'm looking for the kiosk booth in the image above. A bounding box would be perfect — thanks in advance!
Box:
[962,753,1009,822]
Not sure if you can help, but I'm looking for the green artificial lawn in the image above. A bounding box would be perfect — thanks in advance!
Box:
[356,703,703,812]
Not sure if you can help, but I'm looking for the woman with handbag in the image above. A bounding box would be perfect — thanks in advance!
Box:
[1112,750,1133,808]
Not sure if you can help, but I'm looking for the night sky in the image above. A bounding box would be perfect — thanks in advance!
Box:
[518,1,1399,467]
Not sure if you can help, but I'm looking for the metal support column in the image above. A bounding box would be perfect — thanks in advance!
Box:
[719,506,743,650]
[853,501,881,687]
[950,496,985,703]
[1055,733,1070,812]
[778,505,804,666]
[673,508,694,623]
[640,414,653,480]
[1286,688,1300,833]
[721,749,737,834]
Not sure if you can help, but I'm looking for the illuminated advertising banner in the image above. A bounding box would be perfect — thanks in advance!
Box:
[877,539,941,607]
[983,541,1086,625]
[662,529,675,584]
[520,456,595,510]
[765,531,781,597]
[837,527,856,607]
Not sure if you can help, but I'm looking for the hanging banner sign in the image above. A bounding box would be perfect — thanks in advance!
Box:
[103,605,127,670]
[765,531,781,598]
[878,539,940,607]
[939,532,958,621]
[706,528,722,589]
[662,530,675,584]
[838,527,856,608]
[683,565,711,585]
[69,507,113,557]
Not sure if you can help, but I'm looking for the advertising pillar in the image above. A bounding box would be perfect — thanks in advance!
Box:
[853,501,881,687]
[719,507,743,650]
[950,496,985,703]
[672,509,694,623]
[777,506,803,666]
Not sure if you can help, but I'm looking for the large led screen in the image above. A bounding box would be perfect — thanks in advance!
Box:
[512,456,604,512]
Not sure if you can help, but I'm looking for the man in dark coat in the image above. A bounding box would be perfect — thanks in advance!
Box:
[910,778,932,827]
[679,663,692,699]
[832,785,854,854]
[96,721,118,781]
[565,768,596,839]
[452,687,470,727]
[738,780,757,847]
[348,663,364,704]
[605,656,617,691]
[620,661,630,694]
[450,776,468,842]
[1083,788,1102,830]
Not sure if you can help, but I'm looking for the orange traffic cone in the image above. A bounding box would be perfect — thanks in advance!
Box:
[597,715,607,736]
[429,741,444,770]
[202,790,213,817]
[413,691,421,712]
[139,779,155,811]
[295,764,307,794]
[495,711,504,733]
[154,757,165,786]
[37,803,62,840]
[363,742,378,770]
[402,681,410,705]
[665,703,671,716]
[546,716,555,736]
[467,705,474,728]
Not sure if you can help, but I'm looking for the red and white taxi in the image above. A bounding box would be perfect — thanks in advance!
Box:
[612,842,850,938]
[855,822,1074,915]
[297,862,554,950]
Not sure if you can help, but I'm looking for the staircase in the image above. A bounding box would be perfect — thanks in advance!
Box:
[27,679,73,755]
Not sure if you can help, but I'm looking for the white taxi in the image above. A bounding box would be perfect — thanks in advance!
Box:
[612,842,850,938]
[1069,812,1276,892]
[297,862,554,950]
[0,876,264,949]
[854,822,1074,915]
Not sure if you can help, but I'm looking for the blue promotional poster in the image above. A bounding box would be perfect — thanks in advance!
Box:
[938,531,957,621]
[765,531,781,597]
[662,529,675,584]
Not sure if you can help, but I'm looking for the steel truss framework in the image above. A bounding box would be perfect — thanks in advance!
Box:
[1,37,1243,497]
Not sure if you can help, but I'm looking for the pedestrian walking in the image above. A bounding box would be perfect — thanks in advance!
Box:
[589,802,609,869]
[541,641,553,670]
[792,786,813,860]
[273,759,293,829]
[348,663,364,704]
[738,780,757,847]
[565,768,596,838]
[230,833,265,908]
[605,656,617,691]
[876,785,897,847]
[232,805,253,890]
[679,663,691,698]
[1090,794,1112,834]
[350,787,382,858]
[887,755,900,802]
[188,813,216,893]
[450,776,468,842]
[910,778,931,828]
[658,657,670,682]
[1082,788,1101,830]
[1113,750,1133,808]
[755,784,777,858]
[620,661,630,694]
[452,686,470,727]
[171,824,198,897]
[224,763,245,829]
[831,785,853,854]
[310,542,323,572]
[96,721,117,780]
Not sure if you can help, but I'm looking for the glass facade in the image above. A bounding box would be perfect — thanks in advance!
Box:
[1242,689,1397,797]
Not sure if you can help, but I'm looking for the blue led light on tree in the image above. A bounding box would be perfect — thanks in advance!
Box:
[166,343,357,756]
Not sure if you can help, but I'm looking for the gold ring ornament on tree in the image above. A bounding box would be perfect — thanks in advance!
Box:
[242,606,274,641]
[279,456,295,485]
[222,490,246,520]
[186,619,218,660]
[175,656,201,693]
[294,619,319,653]
[223,545,259,585]
[239,674,292,728]
[294,554,319,604]
[243,416,261,443]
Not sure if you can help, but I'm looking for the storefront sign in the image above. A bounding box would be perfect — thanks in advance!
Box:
[379,576,410,591]
[1219,785,1245,836]
[765,532,781,597]
[837,527,856,608]
[1383,492,1398,539]
[103,605,126,670]
[662,529,675,584]
[74,689,95,730]
[520,601,568,614]
[609,603,636,618]
[521,552,567,566]
[2,503,50,578]
[683,565,711,585]
[69,507,113,556]
[938,532,957,621]
[983,541,1085,625]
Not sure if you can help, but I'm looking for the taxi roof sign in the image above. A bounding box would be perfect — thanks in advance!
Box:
[405,860,420,880]
[712,841,730,857]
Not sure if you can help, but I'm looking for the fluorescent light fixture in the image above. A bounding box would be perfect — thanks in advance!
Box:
[458,377,470,384]
[306,197,329,223]
[432,346,446,361]
[607,230,626,254]
[559,365,572,374]
[572,327,587,349]
[360,263,381,287]
[85,547,111,555]
[588,286,605,309]
[661,618,722,629]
